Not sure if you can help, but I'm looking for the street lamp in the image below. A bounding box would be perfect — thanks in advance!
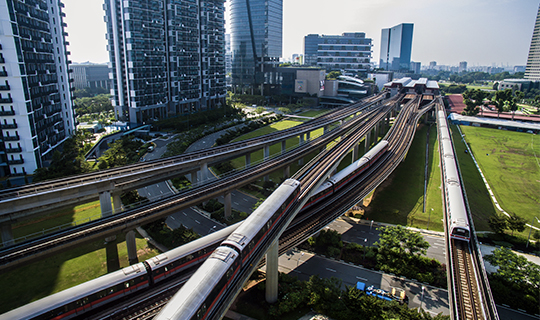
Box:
[427,208,433,230]
[208,225,216,234]
[363,238,368,261]
[526,217,540,248]
[419,286,425,312]
[297,252,304,267]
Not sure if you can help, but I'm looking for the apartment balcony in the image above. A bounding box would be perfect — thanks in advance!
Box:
[0,70,7,77]
[5,147,22,153]
[0,97,13,103]
[3,135,19,141]
[0,84,10,91]
[8,159,24,165]
[1,123,17,129]
[0,110,14,116]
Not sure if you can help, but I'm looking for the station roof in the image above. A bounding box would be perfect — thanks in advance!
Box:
[449,113,540,131]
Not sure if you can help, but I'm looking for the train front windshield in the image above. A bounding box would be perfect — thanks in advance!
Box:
[453,227,469,238]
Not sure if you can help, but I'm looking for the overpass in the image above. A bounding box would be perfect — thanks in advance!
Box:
[0,94,389,245]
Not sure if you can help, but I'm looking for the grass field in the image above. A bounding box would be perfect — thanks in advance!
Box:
[364,124,444,231]
[298,109,329,118]
[457,126,540,229]
[0,234,159,313]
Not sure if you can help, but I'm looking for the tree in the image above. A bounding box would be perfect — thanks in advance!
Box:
[488,214,508,234]
[326,71,342,80]
[375,226,430,259]
[493,89,512,118]
[462,89,490,116]
[506,213,527,236]
[97,135,143,169]
[485,247,540,290]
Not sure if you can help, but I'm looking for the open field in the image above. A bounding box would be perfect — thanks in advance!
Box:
[457,126,540,229]
[0,234,158,313]
[364,124,444,231]
[298,109,329,118]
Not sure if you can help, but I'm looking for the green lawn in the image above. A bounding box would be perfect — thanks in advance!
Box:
[298,109,329,118]
[364,124,444,231]
[457,126,540,229]
[0,234,159,313]
[12,200,103,240]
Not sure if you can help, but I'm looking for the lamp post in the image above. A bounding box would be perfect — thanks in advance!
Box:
[363,238,368,261]
[427,208,433,230]
[526,217,540,248]
[208,225,216,234]
[419,286,425,312]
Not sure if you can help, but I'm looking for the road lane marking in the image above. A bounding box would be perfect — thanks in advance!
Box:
[195,220,200,224]
[326,268,336,272]
[243,198,248,202]
[171,217,176,220]
[234,202,239,205]
[356,276,367,281]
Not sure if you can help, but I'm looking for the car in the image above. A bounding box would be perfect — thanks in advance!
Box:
[148,145,154,152]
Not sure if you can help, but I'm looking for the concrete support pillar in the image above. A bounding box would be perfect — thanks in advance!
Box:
[1,222,14,247]
[299,134,304,145]
[264,145,270,159]
[126,230,138,265]
[352,144,359,163]
[190,169,199,184]
[224,192,232,219]
[374,121,379,142]
[298,157,304,166]
[281,140,286,154]
[365,132,371,150]
[339,120,343,126]
[112,193,123,213]
[265,240,279,304]
[100,191,113,218]
[245,153,251,168]
[283,165,290,179]
[323,125,329,134]
[306,131,310,141]
[200,162,208,182]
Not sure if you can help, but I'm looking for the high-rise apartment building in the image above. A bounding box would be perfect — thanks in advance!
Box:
[379,23,414,71]
[71,63,110,90]
[304,33,372,76]
[104,0,227,125]
[0,0,75,177]
[525,3,540,80]
[229,0,282,87]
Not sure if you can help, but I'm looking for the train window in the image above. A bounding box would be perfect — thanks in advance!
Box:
[165,267,169,272]
[187,254,194,261]
[125,282,130,288]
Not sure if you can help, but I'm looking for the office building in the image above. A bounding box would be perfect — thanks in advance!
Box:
[304,33,372,76]
[71,63,110,90]
[379,23,414,71]
[104,0,227,125]
[525,3,540,80]
[0,0,75,177]
[229,0,282,87]
[459,61,468,72]
[410,61,421,74]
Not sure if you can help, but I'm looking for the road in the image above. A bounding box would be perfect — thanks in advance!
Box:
[326,217,447,263]
[261,249,450,317]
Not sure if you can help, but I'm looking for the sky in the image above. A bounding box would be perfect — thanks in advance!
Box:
[62,0,539,67]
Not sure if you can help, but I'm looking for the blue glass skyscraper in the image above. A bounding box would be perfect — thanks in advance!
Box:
[379,23,414,71]
[230,0,283,87]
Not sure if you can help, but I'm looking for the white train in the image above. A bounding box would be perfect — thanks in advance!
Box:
[1,223,240,320]
[156,179,301,320]
[437,110,470,242]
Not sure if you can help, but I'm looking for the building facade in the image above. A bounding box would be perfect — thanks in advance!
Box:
[304,33,372,76]
[0,0,75,177]
[379,23,413,71]
[229,0,282,87]
[104,0,227,125]
[71,63,110,90]
[525,3,540,80]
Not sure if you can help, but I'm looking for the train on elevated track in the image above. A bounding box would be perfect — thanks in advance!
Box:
[3,140,391,320]
[437,110,470,242]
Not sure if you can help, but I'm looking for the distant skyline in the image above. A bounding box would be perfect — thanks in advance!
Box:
[63,0,539,67]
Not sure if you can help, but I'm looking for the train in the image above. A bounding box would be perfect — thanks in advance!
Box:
[3,140,390,320]
[1,223,240,320]
[156,179,301,320]
[157,142,390,320]
[303,140,389,209]
[437,110,470,242]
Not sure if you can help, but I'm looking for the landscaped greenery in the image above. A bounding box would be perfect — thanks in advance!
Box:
[458,125,540,232]
[234,273,449,320]
[0,234,159,314]
[364,124,444,231]
[485,247,540,314]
